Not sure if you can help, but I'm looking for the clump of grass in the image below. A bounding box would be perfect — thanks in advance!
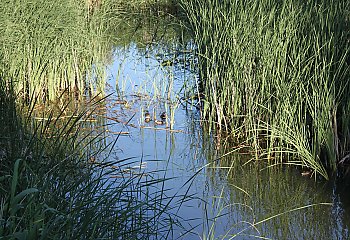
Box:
[106,0,177,12]
[0,0,118,102]
[180,0,350,178]
[0,77,184,239]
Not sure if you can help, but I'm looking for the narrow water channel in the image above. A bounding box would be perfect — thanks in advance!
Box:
[100,16,350,239]
[3,1,349,239]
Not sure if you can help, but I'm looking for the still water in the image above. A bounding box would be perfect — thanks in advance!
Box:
[99,17,350,239]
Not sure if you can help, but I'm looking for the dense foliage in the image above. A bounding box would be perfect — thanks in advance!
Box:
[180,0,350,178]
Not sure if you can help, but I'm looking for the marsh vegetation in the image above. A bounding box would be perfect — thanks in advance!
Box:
[0,0,187,239]
[1,0,350,239]
[180,0,350,179]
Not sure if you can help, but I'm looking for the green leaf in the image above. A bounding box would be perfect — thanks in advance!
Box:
[10,159,22,201]
[10,188,39,216]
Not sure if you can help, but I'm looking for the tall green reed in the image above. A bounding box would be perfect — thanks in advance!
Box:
[104,0,176,12]
[180,0,350,178]
[0,75,185,239]
[0,0,117,102]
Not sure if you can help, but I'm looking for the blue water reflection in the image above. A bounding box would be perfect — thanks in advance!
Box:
[102,42,350,239]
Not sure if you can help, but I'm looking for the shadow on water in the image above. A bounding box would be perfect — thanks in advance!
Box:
[203,144,350,239]
[98,12,350,239]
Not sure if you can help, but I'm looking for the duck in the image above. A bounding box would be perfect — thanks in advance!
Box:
[144,111,151,122]
[160,112,167,120]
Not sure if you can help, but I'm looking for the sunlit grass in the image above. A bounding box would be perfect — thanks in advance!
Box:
[0,0,119,102]
[180,0,350,178]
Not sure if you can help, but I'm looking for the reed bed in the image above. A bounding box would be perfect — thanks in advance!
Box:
[0,2,197,237]
[180,0,350,178]
[106,0,176,12]
[0,76,187,239]
[0,0,119,102]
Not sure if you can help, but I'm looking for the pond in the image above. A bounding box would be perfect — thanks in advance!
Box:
[92,14,350,239]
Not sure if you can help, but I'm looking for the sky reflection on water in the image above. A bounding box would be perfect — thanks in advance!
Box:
[102,41,350,239]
